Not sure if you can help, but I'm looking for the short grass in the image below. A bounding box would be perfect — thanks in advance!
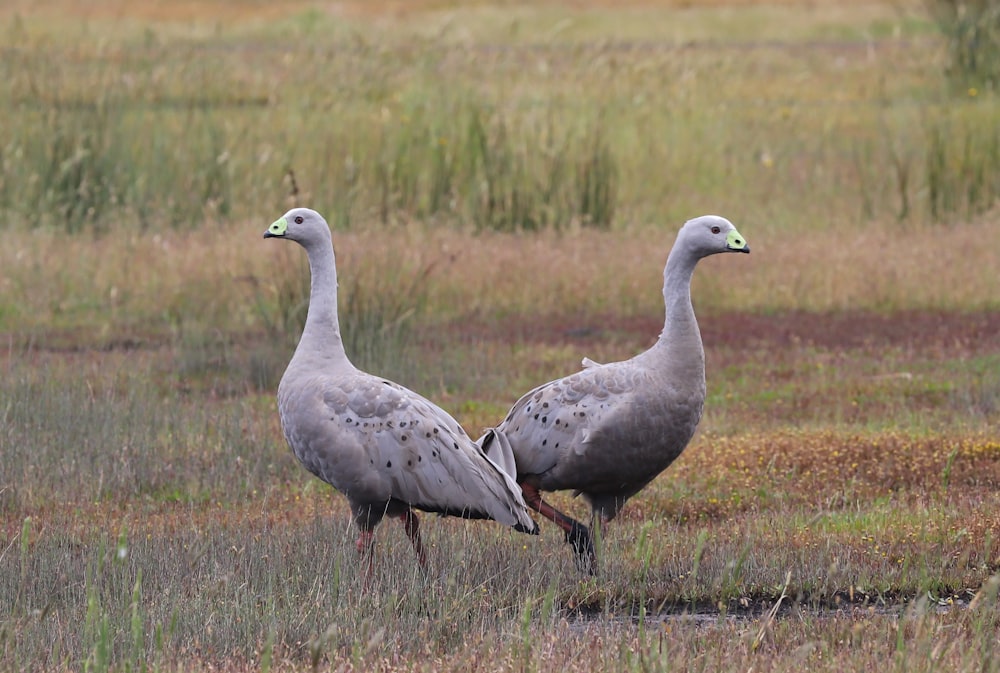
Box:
[3,1,1000,672]
[3,329,999,671]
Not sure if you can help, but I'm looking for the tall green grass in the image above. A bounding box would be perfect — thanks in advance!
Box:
[927,0,1000,91]
[3,18,1000,234]
[1,38,619,233]
[925,109,1000,220]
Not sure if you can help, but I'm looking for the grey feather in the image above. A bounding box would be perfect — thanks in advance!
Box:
[265,208,538,539]
[479,215,750,524]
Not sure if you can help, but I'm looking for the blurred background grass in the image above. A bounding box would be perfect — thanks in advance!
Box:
[1,0,999,235]
[2,0,999,357]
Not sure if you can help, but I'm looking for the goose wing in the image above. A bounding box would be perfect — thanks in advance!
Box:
[313,373,536,531]
[493,360,646,476]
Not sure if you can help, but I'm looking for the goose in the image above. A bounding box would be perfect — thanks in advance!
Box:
[478,215,749,572]
[264,208,538,574]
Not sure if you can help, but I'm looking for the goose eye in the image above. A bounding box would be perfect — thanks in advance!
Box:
[294,216,304,224]
[711,226,721,234]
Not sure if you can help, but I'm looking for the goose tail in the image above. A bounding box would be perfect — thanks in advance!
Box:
[477,427,518,479]
[477,428,538,535]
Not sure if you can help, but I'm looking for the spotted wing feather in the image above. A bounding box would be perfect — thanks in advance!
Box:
[493,360,647,478]
[283,371,535,531]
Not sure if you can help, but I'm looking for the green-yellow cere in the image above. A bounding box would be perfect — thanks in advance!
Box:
[726,229,747,250]
[268,217,288,236]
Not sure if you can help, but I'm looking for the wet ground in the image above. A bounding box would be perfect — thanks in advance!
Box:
[565,582,982,630]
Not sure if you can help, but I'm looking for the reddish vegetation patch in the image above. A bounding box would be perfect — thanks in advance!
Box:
[453,310,1000,355]
[632,430,1000,565]
[695,431,1000,500]
[701,310,1000,353]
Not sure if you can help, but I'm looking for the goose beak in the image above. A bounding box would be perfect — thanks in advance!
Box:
[726,229,750,253]
[263,216,288,239]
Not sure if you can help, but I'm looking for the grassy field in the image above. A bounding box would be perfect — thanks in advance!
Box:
[2,1,1000,671]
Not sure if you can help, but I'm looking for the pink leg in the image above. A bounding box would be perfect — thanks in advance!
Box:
[399,510,428,568]
[521,482,597,574]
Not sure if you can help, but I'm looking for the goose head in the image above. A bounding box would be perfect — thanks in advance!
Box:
[676,215,750,257]
[263,207,332,248]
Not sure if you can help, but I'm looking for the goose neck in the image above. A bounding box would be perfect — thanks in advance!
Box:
[661,247,698,329]
[295,241,348,363]
[652,247,704,374]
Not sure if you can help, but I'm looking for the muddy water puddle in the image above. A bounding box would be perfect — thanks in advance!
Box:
[566,597,974,631]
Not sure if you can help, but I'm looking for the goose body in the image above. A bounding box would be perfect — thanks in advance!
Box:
[264,208,537,571]
[479,215,749,571]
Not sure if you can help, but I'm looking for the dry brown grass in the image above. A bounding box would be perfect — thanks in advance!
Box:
[3,213,997,348]
[0,0,312,23]
[0,0,916,23]
[0,0,924,54]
